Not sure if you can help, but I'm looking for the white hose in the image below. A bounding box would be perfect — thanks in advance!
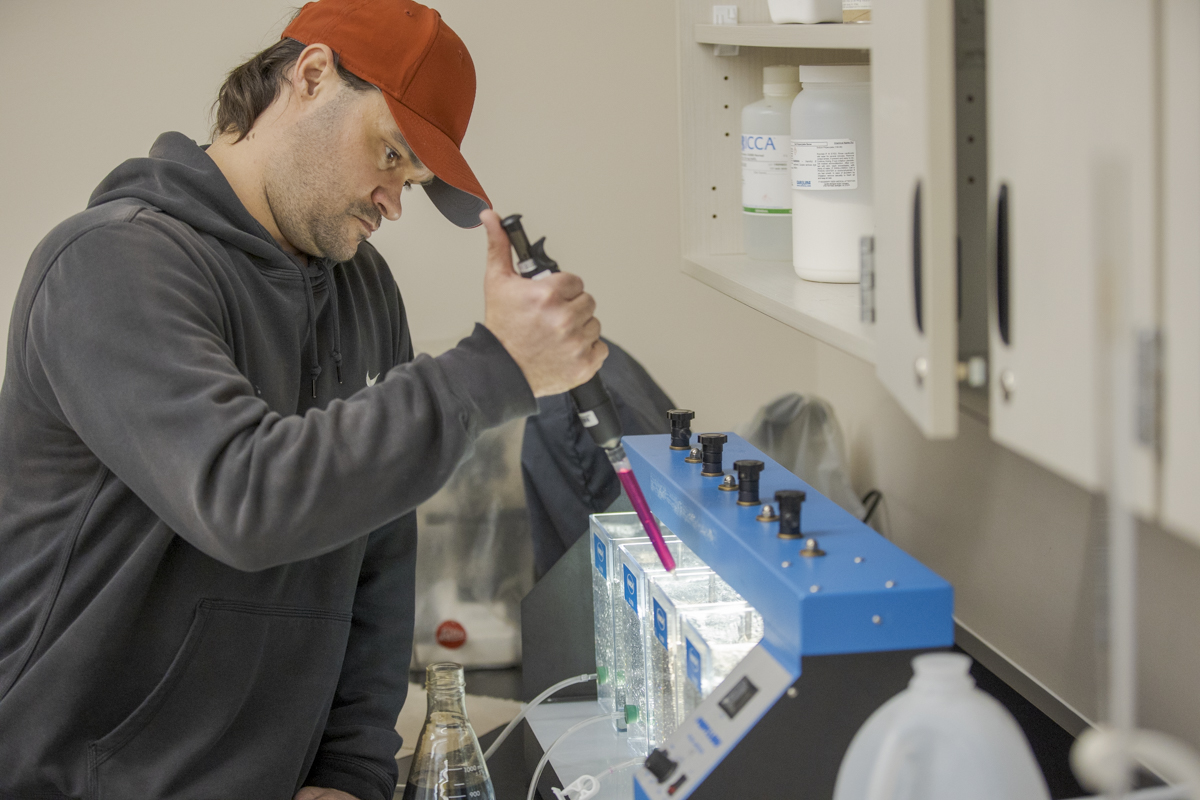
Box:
[1072,725,1200,800]
[527,713,623,800]
[482,672,597,761]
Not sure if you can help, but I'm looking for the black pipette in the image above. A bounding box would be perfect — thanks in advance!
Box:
[500,214,675,572]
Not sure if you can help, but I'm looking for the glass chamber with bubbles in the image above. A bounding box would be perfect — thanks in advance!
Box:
[590,513,680,721]
[680,605,765,720]
[646,576,746,748]
[615,540,707,753]
[588,512,765,758]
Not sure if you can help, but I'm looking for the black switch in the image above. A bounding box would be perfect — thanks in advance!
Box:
[733,460,764,506]
[668,409,696,450]
[645,748,678,784]
[775,489,807,538]
[697,433,727,477]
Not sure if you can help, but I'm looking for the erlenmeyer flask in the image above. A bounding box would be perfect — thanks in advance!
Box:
[402,662,495,800]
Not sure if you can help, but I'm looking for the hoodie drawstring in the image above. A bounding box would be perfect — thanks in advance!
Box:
[297,263,322,398]
[321,261,343,384]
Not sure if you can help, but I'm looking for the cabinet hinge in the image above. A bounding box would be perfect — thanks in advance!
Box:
[1136,329,1162,452]
[860,235,875,323]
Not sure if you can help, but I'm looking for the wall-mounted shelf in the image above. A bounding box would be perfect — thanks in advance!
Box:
[680,6,874,367]
[682,254,875,364]
[694,22,872,50]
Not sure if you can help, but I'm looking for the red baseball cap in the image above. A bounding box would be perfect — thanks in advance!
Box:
[283,0,491,228]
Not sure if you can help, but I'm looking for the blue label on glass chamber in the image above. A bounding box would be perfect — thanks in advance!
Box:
[594,534,606,579]
[686,637,702,691]
[624,564,638,612]
[653,599,668,649]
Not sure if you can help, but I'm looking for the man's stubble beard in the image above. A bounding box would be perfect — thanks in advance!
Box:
[263,92,376,262]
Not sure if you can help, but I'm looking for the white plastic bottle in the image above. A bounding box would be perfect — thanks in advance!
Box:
[768,0,843,24]
[790,65,873,283]
[741,65,800,261]
[832,653,1052,800]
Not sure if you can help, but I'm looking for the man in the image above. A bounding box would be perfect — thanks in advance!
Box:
[0,1,605,798]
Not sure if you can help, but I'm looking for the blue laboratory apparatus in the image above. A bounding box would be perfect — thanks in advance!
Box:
[618,433,954,800]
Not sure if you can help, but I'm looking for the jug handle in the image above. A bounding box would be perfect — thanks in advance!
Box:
[865,724,935,800]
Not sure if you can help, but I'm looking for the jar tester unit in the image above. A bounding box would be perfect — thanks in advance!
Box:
[500,215,676,572]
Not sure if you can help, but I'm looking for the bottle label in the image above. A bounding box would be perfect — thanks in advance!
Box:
[741,133,792,213]
[792,139,858,190]
[686,637,702,690]
[594,533,607,579]
[653,599,669,649]
[624,563,638,612]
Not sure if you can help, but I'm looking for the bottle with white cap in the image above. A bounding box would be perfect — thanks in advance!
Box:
[832,652,1051,800]
[790,64,873,283]
[741,65,801,261]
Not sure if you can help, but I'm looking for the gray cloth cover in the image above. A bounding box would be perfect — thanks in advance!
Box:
[520,340,674,577]
[0,132,536,800]
[740,393,866,518]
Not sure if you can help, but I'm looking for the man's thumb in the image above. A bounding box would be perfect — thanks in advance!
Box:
[481,209,515,279]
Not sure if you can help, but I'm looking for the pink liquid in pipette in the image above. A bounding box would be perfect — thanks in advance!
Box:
[615,467,676,572]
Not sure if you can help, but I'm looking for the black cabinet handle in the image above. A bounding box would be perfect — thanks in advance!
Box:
[996,183,1011,345]
[912,182,923,334]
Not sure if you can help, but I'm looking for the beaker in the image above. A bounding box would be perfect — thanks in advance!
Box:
[402,662,495,800]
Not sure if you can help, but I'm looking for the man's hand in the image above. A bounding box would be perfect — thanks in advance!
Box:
[480,209,607,397]
[294,788,361,800]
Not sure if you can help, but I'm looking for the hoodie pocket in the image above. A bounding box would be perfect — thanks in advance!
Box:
[88,599,352,800]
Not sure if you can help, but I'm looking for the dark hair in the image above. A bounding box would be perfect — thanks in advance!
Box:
[212,37,375,142]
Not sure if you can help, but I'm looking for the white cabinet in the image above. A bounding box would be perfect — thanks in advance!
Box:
[871,0,959,438]
[986,0,1157,512]
[1161,0,1200,544]
[678,0,966,430]
[679,2,874,363]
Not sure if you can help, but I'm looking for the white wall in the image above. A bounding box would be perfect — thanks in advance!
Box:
[2,0,1197,754]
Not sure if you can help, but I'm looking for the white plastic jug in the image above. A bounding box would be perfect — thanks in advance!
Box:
[833,653,1052,800]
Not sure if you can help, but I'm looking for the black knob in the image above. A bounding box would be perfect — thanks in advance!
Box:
[775,489,807,538]
[734,460,764,506]
[645,748,678,784]
[668,409,695,450]
[697,433,727,477]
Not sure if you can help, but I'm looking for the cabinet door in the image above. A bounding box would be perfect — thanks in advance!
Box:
[872,0,959,438]
[1161,0,1200,543]
[987,0,1157,512]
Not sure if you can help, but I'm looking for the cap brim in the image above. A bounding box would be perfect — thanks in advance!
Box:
[422,178,491,229]
[385,94,491,229]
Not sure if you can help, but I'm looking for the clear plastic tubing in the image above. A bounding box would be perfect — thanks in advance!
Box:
[482,672,597,761]
[607,445,676,572]
[742,65,801,261]
[790,64,873,283]
[527,713,624,800]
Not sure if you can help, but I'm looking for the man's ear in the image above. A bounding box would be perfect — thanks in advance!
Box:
[289,43,339,102]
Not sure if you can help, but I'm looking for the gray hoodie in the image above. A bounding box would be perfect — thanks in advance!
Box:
[0,132,536,800]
